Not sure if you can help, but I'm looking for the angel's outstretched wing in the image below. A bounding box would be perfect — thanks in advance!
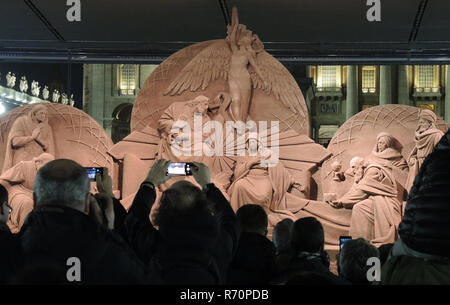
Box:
[163,40,231,96]
[249,51,308,117]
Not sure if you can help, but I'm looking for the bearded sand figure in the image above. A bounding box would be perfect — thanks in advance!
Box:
[368,132,408,171]
[0,153,54,233]
[2,104,55,173]
[367,132,409,199]
[328,157,402,246]
[405,109,444,192]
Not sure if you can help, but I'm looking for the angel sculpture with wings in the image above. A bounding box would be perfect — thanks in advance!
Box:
[163,7,305,124]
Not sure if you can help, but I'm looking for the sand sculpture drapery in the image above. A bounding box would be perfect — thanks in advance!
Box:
[2,104,55,173]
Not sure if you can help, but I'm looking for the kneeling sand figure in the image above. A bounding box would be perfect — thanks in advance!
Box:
[328,156,402,246]
[0,153,55,233]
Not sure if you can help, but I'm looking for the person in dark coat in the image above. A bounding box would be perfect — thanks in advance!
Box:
[227,204,277,284]
[0,184,23,284]
[272,218,294,273]
[124,160,239,284]
[380,129,450,284]
[339,238,379,285]
[18,159,156,284]
[273,217,349,285]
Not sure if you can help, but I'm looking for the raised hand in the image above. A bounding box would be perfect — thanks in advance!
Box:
[191,162,211,189]
[145,159,171,186]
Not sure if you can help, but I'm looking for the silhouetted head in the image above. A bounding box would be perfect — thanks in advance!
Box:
[291,217,324,254]
[273,218,294,254]
[154,180,214,227]
[339,238,379,284]
[33,159,90,212]
[236,204,268,236]
[0,184,9,224]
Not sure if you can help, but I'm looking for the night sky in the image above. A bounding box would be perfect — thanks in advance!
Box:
[0,63,83,109]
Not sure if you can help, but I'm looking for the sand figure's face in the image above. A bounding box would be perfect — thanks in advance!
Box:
[34,109,47,123]
[377,137,388,152]
[417,117,432,134]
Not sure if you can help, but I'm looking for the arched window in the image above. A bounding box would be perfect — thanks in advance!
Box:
[118,64,137,96]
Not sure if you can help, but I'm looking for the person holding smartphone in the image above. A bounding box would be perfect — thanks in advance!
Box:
[124,159,239,284]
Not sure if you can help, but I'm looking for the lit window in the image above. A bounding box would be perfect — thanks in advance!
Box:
[414,65,440,93]
[418,104,435,111]
[362,104,375,111]
[362,66,376,93]
[118,64,137,96]
[317,66,341,91]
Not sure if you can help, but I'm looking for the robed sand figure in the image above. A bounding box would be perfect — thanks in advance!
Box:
[405,110,444,192]
[329,157,402,246]
[228,137,304,222]
[0,153,54,233]
[2,105,55,173]
[367,132,409,199]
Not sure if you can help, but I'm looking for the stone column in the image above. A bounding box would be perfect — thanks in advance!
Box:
[398,65,411,105]
[445,65,450,124]
[380,65,392,105]
[346,65,358,120]
[90,64,105,127]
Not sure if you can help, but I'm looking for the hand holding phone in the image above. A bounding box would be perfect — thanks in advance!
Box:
[166,162,193,176]
[339,236,352,252]
[84,167,103,182]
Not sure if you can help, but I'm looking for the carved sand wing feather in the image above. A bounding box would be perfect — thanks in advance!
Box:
[163,40,231,96]
[249,51,307,116]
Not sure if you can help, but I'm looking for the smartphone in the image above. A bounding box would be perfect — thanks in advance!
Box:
[339,236,352,251]
[84,167,103,181]
[166,162,193,176]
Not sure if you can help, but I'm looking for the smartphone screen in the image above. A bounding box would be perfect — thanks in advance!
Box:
[339,236,352,251]
[84,167,103,181]
[166,162,193,176]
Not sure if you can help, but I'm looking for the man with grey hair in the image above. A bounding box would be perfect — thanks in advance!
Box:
[18,159,156,284]
[339,238,379,284]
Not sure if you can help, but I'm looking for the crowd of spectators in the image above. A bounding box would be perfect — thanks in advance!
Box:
[0,129,450,285]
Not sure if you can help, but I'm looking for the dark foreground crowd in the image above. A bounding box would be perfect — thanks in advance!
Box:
[1,131,450,285]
